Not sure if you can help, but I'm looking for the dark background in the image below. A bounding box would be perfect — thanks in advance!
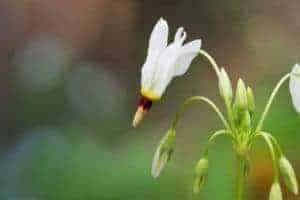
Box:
[0,0,299,199]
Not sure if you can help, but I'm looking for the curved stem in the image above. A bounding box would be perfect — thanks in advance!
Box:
[255,73,291,132]
[198,50,236,132]
[225,101,237,134]
[203,129,232,156]
[256,132,279,179]
[198,49,220,76]
[256,131,283,157]
[171,96,230,131]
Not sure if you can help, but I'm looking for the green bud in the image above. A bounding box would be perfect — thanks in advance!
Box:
[247,86,255,113]
[279,156,299,195]
[240,110,251,131]
[218,68,233,103]
[193,158,209,194]
[269,182,282,200]
[195,158,209,176]
[151,128,176,178]
[234,78,248,110]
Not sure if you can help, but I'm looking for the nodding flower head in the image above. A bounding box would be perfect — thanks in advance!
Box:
[193,157,209,194]
[151,128,176,178]
[132,18,202,127]
[289,63,300,113]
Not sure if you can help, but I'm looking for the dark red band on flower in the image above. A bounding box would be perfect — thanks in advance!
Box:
[138,96,153,111]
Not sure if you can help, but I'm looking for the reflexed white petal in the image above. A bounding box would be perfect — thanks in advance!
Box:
[141,18,169,89]
[150,41,182,97]
[148,18,169,59]
[289,64,300,112]
[174,27,186,44]
[173,39,202,76]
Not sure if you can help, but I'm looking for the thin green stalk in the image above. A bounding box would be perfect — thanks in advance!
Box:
[225,100,237,135]
[235,154,245,200]
[256,132,279,179]
[202,129,232,156]
[255,73,291,132]
[198,49,237,132]
[171,96,230,131]
[198,49,220,76]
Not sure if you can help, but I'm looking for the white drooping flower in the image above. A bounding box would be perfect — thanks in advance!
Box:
[289,64,300,112]
[140,18,202,101]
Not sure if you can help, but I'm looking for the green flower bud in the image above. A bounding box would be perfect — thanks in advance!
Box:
[240,110,251,131]
[234,78,248,110]
[279,156,299,195]
[246,86,255,113]
[193,158,209,194]
[151,128,176,178]
[269,182,282,200]
[218,68,233,103]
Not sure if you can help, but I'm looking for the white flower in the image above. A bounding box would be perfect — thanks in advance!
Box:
[289,64,300,112]
[140,18,202,101]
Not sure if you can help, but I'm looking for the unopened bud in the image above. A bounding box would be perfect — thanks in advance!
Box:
[269,182,282,200]
[151,128,176,178]
[218,68,233,104]
[279,156,298,195]
[193,158,209,194]
[234,79,248,110]
[240,110,251,131]
[247,86,255,113]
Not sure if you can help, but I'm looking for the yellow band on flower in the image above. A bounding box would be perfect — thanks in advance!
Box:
[141,87,161,101]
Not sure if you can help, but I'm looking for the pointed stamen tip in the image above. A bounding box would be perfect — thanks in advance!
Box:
[132,106,147,128]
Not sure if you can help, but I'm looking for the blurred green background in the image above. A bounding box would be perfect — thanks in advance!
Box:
[0,0,299,199]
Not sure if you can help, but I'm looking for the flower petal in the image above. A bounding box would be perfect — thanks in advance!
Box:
[148,17,169,59]
[150,41,182,97]
[289,64,300,112]
[173,39,202,76]
[141,18,169,90]
[174,27,186,44]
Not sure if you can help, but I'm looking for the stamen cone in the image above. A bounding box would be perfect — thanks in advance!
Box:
[132,96,152,127]
[132,106,147,127]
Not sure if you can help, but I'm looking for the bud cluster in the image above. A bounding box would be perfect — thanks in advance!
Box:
[141,46,299,200]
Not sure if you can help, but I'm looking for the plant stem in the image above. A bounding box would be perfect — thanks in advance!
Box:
[255,73,290,132]
[198,49,220,76]
[171,96,230,130]
[256,132,279,178]
[235,154,245,200]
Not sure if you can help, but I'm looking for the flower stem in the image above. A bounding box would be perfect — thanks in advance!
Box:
[198,50,236,132]
[198,49,220,76]
[171,96,230,131]
[202,129,233,156]
[255,73,291,132]
[256,132,280,179]
[235,154,245,200]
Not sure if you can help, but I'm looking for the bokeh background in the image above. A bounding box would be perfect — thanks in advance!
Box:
[0,0,299,199]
